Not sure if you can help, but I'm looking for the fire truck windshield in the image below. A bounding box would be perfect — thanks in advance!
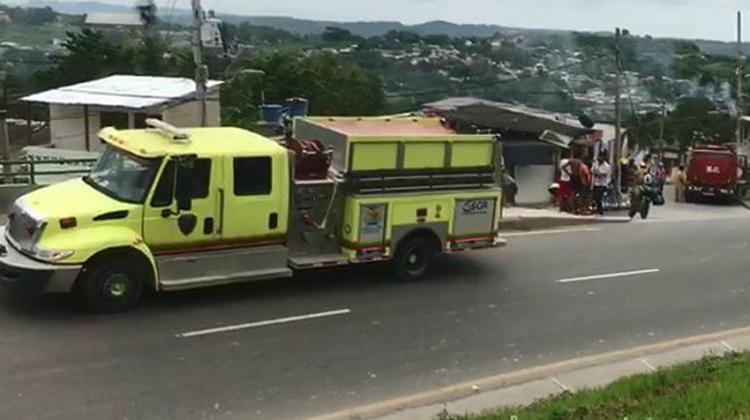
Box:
[84,146,161,204]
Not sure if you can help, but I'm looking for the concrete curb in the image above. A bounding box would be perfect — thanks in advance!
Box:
[311,325,750,420]
[501,215,630,231]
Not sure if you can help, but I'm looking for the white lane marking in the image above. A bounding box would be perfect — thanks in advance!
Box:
[556,269,661,284]
[550,377,570,392]
[721,340,736,352]
[502,227,600,238]
[640,358,657,372]
[175,309,351,338]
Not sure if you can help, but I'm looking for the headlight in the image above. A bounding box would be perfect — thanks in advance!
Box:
[33,248,74,262]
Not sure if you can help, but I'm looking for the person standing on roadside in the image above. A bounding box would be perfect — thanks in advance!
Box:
[562,150,583,213]
[592,152,612,215]
[673,164,687,203]
[558,151,572,212]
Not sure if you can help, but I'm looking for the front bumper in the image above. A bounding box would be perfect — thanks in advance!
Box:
[687,185,734,197]
[0,228,81,294]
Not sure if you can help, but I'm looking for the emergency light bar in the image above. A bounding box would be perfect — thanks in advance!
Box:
[146,118,191,142]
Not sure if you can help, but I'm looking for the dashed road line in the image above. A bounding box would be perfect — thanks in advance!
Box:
[550,377,570,392]
[175,309,352,338]
[556,268,661,284]
[639,358,657,372]
[721,340,736,352]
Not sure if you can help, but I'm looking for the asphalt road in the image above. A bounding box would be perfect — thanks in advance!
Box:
[1,201,749,420]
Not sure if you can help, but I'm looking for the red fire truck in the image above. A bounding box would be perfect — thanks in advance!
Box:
[685,144,744,202]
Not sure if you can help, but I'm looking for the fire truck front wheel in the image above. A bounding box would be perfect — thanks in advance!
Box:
[74,251,147,313]
[393,236,438,282]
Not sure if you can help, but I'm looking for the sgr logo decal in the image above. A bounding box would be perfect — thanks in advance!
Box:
[462,200,490,215]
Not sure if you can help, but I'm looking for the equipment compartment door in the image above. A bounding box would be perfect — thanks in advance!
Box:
[358,203,387,246]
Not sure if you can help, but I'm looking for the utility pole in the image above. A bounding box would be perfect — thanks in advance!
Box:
[614,27,622,193]
[0,70,9,183]
[659,101,666,160]
[191,0,208,127]
[0,110,10,184]
[737,11,744,149]
[0,69,7,111]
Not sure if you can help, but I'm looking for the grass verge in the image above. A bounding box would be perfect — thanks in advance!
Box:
[439,352,750,420]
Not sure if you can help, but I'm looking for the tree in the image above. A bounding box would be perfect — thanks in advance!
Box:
[32,28,203,88]
[133,35,169,75]
[1,5,57,26]
[383,30,421,45]
[321,27,361,44]
[231,22,301,44]
[221,53,384,129]
[625,97,734,149]
[422,34,452,46]
[34,29,129,89]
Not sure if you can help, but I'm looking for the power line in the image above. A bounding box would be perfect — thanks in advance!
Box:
[384,56,607,99]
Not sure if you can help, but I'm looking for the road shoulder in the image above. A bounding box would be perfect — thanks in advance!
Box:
[312,325,750,420]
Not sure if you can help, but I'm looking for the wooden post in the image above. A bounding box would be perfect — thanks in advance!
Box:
[26,103,32,145]
[29,160,35,185]
[83,105,91,151]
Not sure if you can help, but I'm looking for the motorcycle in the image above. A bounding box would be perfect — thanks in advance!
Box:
[629,174,656,219]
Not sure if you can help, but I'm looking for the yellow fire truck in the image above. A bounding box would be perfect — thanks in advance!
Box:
[0,117,504,312]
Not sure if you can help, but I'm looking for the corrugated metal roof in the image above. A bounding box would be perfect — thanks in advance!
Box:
[22,75,223,109]
[425,96,619,141]
[84,12,144,27]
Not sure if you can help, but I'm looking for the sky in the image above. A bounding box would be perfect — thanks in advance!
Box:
[26,0,750,41]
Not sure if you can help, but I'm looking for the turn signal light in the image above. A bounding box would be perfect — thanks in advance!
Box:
[59,217,77,229]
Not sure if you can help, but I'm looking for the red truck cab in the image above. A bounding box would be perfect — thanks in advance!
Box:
[686,145,741,202]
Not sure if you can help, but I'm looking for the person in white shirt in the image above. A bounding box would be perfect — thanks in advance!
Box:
[591,152,612,215]
[558,156,571,211]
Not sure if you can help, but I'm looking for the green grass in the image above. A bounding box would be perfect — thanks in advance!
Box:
[440,352,750,420]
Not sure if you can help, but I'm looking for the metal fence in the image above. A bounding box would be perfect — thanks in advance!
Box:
[0,157,97,185]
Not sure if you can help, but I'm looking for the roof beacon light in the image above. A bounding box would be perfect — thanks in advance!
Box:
[146,118,191,143]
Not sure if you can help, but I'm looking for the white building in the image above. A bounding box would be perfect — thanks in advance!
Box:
[84,12,144,30]
[21,75,223,152]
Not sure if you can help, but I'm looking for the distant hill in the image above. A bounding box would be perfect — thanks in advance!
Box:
[218,16,568,39]
[21,0,750,56]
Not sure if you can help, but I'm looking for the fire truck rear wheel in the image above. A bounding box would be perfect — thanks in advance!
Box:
[74,253,146,313]
[393,236,437,282]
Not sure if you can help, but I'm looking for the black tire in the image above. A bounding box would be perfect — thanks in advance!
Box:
[393,236,437,282]
[628,200,639,218]
[640,199,650,219]
[74,254,146,313]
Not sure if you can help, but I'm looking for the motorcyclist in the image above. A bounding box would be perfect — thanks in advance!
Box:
[629,154,657,218]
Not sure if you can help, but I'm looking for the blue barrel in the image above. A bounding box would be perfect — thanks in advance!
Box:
[286,97,309,118]
[261,104,283,124]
